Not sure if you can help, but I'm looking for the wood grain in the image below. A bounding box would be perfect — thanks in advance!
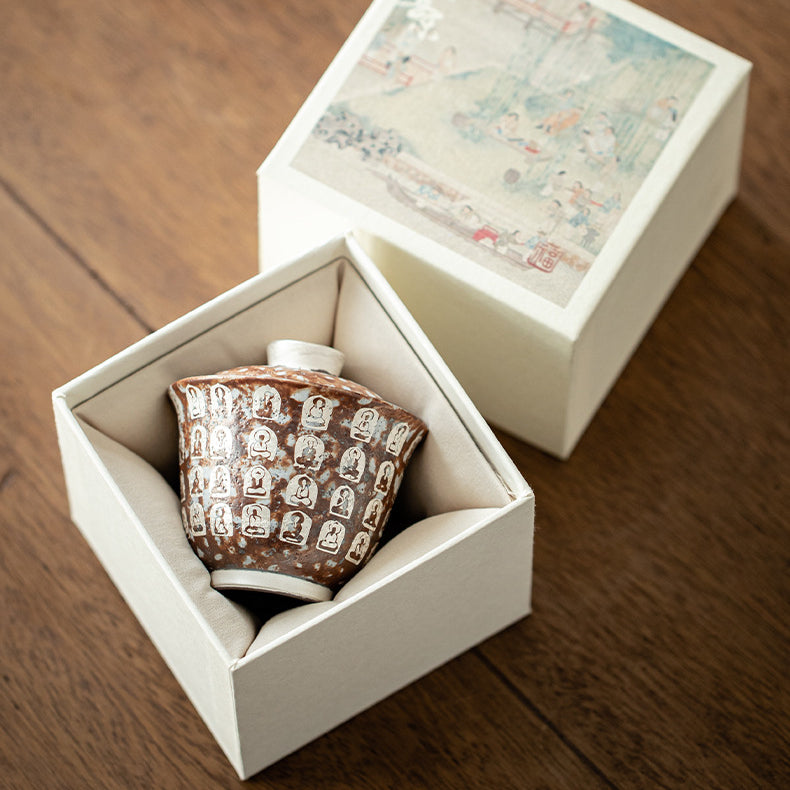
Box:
[0,1,787,787]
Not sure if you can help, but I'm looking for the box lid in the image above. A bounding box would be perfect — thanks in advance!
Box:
[258,0,750,340]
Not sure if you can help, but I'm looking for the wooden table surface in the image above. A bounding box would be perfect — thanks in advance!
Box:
[1,1,787,787]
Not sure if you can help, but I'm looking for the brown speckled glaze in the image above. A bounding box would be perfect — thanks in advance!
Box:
[168,363,427,601]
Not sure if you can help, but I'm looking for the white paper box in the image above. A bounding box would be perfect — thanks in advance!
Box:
[256,0,751,458]
[53,236,533,779]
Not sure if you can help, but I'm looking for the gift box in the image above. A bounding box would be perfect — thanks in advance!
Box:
[53,236,533,779]
[256,0,751,458]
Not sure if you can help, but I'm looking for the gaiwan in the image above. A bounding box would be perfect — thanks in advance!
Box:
[168,340,428,603]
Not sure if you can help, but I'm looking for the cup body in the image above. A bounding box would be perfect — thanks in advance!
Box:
[168,365,427,601]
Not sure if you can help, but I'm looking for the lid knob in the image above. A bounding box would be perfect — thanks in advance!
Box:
[266,339,345,376]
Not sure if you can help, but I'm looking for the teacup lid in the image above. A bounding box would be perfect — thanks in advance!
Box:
[266,339,345,376]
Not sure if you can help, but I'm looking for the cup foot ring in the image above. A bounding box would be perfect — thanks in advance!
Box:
[211,569,333,602]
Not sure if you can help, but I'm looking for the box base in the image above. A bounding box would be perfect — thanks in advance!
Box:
[211,569,333,602]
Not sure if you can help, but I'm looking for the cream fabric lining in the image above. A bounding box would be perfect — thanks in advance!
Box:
[74,257,512,659]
